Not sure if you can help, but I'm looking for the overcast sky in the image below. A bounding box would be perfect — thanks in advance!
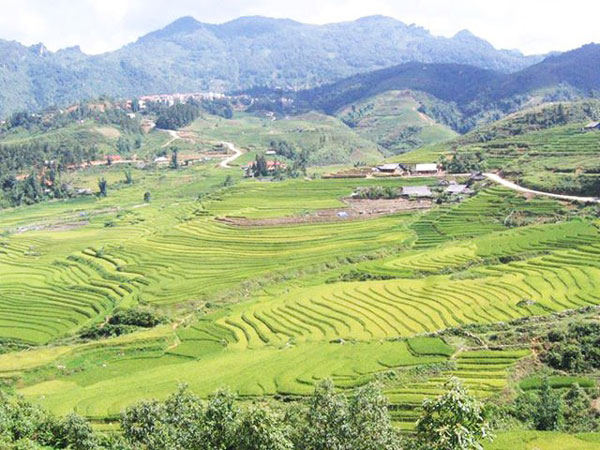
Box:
[0,0,597,55]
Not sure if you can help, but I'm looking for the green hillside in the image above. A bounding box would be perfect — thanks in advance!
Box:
[185,111,383,164]
[397,100,600,196]
[1,98,600,449]
[336,91,457,155]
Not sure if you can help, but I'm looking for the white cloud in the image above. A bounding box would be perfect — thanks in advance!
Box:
[0,0,598,55]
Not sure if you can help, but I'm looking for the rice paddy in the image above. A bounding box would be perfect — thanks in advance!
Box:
[1,161,598,434]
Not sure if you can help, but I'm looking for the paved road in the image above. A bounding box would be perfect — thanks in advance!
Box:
[485,173,600,204]
[219,142,243,168]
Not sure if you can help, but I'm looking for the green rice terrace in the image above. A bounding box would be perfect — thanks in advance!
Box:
[1,97,600,447]
[0,148,599,443]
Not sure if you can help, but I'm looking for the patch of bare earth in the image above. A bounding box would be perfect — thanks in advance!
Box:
[94,127,121,138]
[218,197,431,227]
[16,221,90,234]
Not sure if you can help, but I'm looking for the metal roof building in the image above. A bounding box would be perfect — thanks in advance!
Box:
[415,163,438,173]
[402,186,432,197]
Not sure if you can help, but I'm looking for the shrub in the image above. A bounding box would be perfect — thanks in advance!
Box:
[416,378,492,450]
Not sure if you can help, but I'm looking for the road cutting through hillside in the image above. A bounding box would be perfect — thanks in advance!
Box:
[485,172,600,203]
[219,142,243,168]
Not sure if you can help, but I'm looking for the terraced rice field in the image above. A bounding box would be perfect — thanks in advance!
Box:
[409,186,563,248]
[20,338,452,418]
[388,348,531,429]
[3,164,599,429]
[0,175,432,344]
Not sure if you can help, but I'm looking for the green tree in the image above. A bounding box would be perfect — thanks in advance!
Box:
[124,170,133,185]
[348,382,402,450]
[300,379,351,450]
[238,406,292,450]
[223,175,235,187]
[98,178,107,197]
[533,377,563,431]
[170,147,179,169]
[201,389,239,449]
[563,383,593,432]
[253,154,268,177]
[131,98,140,113]
[121,398,171,449]
[298,380,401,450]
[116,137,131,154]
[416,378,492,450]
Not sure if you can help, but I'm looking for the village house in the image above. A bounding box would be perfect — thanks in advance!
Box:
[444,184,472,195]
[374,163,403,175]
[414,163,440,175]
[243,160,286,177]
[583,122,600,132]
[401,186,432,198]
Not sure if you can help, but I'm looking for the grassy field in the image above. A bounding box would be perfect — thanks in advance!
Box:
[185,111,383,164]
[488,431,600,449]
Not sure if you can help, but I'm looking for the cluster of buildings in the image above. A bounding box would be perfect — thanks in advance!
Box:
[400,181,473,198]
[374,163,441,176]
[242,160,287,177]
[131,92,229,109]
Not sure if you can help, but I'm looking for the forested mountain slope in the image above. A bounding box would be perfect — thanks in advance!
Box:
[286,44,600,132]
[0,15,541,117]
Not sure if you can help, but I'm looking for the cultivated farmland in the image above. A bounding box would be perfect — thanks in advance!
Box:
[0,146,597,441]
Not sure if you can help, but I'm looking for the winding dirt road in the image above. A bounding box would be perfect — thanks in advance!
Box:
[485,173,600,204]
[161,129,180,148]
[219,142,243,168]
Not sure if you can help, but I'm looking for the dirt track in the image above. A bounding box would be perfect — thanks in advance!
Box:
[485,173,600,204]
[219,142,243,168]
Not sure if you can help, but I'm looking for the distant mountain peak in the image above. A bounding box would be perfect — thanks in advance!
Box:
[0,14,551,117]
[140,16,202,41]
[453,29,477,39]
[355,15,399,23]
[29,43,49,57]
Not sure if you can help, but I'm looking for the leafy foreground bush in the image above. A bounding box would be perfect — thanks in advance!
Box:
[121,381,402,450]
[0,379,490,449]
[415,378,493,450]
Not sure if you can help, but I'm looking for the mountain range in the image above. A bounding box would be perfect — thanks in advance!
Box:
[286,44,600,132]
[0,15,543,117]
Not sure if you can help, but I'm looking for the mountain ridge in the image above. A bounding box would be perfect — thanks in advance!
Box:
[0,15,544,117]
[281,43,600,132]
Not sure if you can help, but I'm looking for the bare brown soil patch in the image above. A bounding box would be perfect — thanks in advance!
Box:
[218,197,431,227]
